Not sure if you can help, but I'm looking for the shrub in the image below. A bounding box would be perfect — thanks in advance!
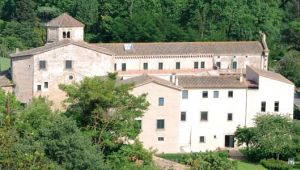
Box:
[296,153,300,161]
[260,158,292,170]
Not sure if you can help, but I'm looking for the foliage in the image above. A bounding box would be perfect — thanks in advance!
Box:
[156,153,189,164]
[234,125,256,150]
[0,87,22,126]
[277,50,300,86]
[294,106,300,120]
[37,115,108,170]
[260,158,292,170]
[235,113,300,162]
[107,140,156,169]
[37,6,61,23]
[59,74,150,155]
[182,151,236,170]
[13,0,36,27]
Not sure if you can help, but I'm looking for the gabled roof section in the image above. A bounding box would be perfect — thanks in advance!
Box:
[178,76,248,88]
[10,39,114,57]
[247,66,294,85]
[117,74,182,90]
[94,41,264,56]
[46,13,84,27]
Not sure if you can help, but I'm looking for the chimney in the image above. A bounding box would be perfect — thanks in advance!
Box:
[239,69,244,82]
[171,73,176,84]
[16,48,20,54]
[175,77,178,86]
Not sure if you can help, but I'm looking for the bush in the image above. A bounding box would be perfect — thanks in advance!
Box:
[260,158,292,170]
[296,153,300,161]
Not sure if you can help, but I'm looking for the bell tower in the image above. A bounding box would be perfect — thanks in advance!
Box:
[45,13,85,43]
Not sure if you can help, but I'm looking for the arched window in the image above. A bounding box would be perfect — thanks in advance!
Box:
[67,31,70,38]
[63,32,66,38]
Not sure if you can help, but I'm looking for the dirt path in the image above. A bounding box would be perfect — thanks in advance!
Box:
[153,156,189,170]
[227,148,247,161]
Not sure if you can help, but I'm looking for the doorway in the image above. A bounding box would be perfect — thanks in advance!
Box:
[225,135,234,147]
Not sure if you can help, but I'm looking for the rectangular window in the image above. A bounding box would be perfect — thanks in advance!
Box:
[143,63,148,70]
[114,63,117,71]
[201,61,205,68]
[65,60,72,69]
[182,90,188,99]
[39,61,46,69]
[181,112,186,121]
[37,85,42,91]
[275,101,279,112]
[194,62,198,69]
[232,62,237,69]
[136,120,142,129]
[199,136,205,143]
[261,101,266,112]
[122,63,126,71]
[157,119,165,129]
[159,62,163,70]
[44,82,48,89]
[228,113,233,121]
[216,62,221,68]
[158,137,164,141]
[202,91,208,98]
[201,112,208,121]
[213,91,219,98]
[158,97,164,106]
[176,62,180,69]
[228,91,233,98]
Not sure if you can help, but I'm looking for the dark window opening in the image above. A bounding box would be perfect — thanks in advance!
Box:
[181,112,186,121]
[37,85,42,91]
[194,62,198,69]
[143,63,148,70]
[114,63,117,71]
[201,112,208,121]
[122,63,126,71]
[200,136,205,143]
[157,119,164,129]
[67,31,70,38]
[228,113,233,121]
[202,91,208,98]
[201,61,205,68]
[44,82,48,89]
[232,62,237,69]
[261,101,266,112]
[176,62,180,69]
[217,62,221,68]
[225,135,234,147]
[228,91,233,98]
[158,137,164,141]
[159,62,163,70]
[275,101,279,112]
[63,32,66,38]
[65,60,72,69]
[39,61,46,69]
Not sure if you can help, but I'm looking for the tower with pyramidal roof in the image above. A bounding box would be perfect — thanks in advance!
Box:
[45,13,85,43]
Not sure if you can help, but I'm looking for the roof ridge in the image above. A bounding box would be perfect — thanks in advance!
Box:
[92,41,260,45]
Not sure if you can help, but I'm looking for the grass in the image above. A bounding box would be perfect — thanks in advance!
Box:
[236,160,266,170]
[0,57,10,71]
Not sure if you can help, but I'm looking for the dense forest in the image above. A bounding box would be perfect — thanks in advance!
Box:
[1,0,300,61]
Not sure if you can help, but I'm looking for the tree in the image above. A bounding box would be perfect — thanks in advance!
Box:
[234,125,256,150]
[13,0,36,27]
[37,115,108,170]
[276,50,300,86]
[59,73,149,154]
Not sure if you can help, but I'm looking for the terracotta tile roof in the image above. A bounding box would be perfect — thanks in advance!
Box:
[117,74,182,90]
[93,41,263,56]
[46,13,84,27]
[178,76,248,88]
[10,39,114,57]
[247,66,294,85]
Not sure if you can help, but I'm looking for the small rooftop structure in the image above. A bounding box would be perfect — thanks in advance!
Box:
[46,13,84,27]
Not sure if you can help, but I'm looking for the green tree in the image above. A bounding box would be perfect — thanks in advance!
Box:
[37,115,108,170]
[13,0,36,27]
[59,73,149,154]
[276,50,300,86]
[234,125,256,150]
